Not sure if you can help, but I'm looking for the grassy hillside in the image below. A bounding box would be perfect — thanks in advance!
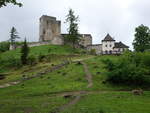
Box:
[0,46,150,113]
[0,44,89,84]
[0,44,84,59]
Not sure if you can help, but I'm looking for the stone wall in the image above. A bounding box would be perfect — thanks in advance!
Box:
[87,44,102,54]
[79,34,92,47]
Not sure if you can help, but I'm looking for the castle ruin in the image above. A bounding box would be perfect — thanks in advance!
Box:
[39,15,92,47]
[39,15,129,55]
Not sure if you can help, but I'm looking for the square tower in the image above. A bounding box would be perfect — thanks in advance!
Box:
[39,15,61,42]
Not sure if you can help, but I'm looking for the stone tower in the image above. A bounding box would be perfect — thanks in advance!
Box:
[39,15,64,45]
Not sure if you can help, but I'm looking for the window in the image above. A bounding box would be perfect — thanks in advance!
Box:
[43,29,46,34]
[105,45,107,47]
[110,50,112,54]
[110,45,112,47]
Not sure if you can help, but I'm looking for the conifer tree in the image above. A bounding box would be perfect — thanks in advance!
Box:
[65,9,80,48]
[21,38,29,65]
[10,27,20,49]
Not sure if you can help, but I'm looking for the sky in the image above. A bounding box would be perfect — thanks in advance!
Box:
[0,0,150,49]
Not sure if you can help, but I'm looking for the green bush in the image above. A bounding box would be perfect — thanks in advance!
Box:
[103,52,150,86]
[4,57,22,68]
[38,53,46,62]
[28,55,37,66]
[0,41,10,53]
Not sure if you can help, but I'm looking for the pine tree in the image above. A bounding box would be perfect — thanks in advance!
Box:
[21,38,29,65]
[10,27,20,49]
[65,9,80,48]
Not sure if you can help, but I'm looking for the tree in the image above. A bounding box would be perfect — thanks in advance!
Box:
[9,27,20,49]
[21,38,29,65]
[0,0,22,8]
[133,24,150,52]
[65,9,80,48]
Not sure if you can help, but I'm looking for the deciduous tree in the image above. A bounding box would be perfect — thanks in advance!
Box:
[133,24,150,52]
[0,0,22,7]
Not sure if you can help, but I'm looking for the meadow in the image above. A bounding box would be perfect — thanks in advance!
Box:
[0,45,150,113]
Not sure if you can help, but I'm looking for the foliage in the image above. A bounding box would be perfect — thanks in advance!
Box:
[0,41,10,53]
[0,0,22,7]
[133,24,150,52]
[65,9,80,48]
[21,39,29,65]
[28,55,37,66]
[0,56,22,68]
[9,27,20,49]
[38,53,46,62]
[103,52,150,86]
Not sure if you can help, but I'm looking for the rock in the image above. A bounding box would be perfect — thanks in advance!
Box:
[132,89,143,95]
[64,94,72,99]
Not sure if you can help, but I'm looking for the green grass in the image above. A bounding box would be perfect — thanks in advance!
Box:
[0,94,70,113]
[0,44,90,84]
[0,53,150,113]
[0,63,87,112]
[62,91,150,113]
[0,44,84,59]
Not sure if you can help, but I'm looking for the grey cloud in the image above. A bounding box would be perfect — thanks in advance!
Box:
[0,0,150,49]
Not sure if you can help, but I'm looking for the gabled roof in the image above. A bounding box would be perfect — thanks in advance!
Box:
[102,34,115,41]
[114,42,129,48]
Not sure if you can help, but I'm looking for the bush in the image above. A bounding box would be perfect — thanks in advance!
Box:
[103,52,150,86]
[38,53,46,62]
[0,41,10,53]
[6,57,22,68]
[28,55,37,66]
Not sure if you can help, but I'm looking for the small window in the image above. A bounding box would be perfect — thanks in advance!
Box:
[110,45,112,47]
[43,29,46,34]
[105,45,107,47]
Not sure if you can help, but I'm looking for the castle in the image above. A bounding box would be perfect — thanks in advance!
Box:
[39,15,129,54]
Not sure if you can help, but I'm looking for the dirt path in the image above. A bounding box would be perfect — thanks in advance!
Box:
[55,95,81,113]
[82,62,93,88]
[54,91,87,113]
[0,61,69,89]
[53,61,94,113]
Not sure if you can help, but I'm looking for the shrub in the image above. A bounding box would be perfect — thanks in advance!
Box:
[5,56,22,68]
[28,55,37,66]
[38,53,46,62]
[103,52,150,86]
[0,41,10,53]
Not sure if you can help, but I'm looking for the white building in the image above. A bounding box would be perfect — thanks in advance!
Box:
[87,34,129,55]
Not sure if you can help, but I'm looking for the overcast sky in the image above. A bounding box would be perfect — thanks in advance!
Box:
[0,0,150,49]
